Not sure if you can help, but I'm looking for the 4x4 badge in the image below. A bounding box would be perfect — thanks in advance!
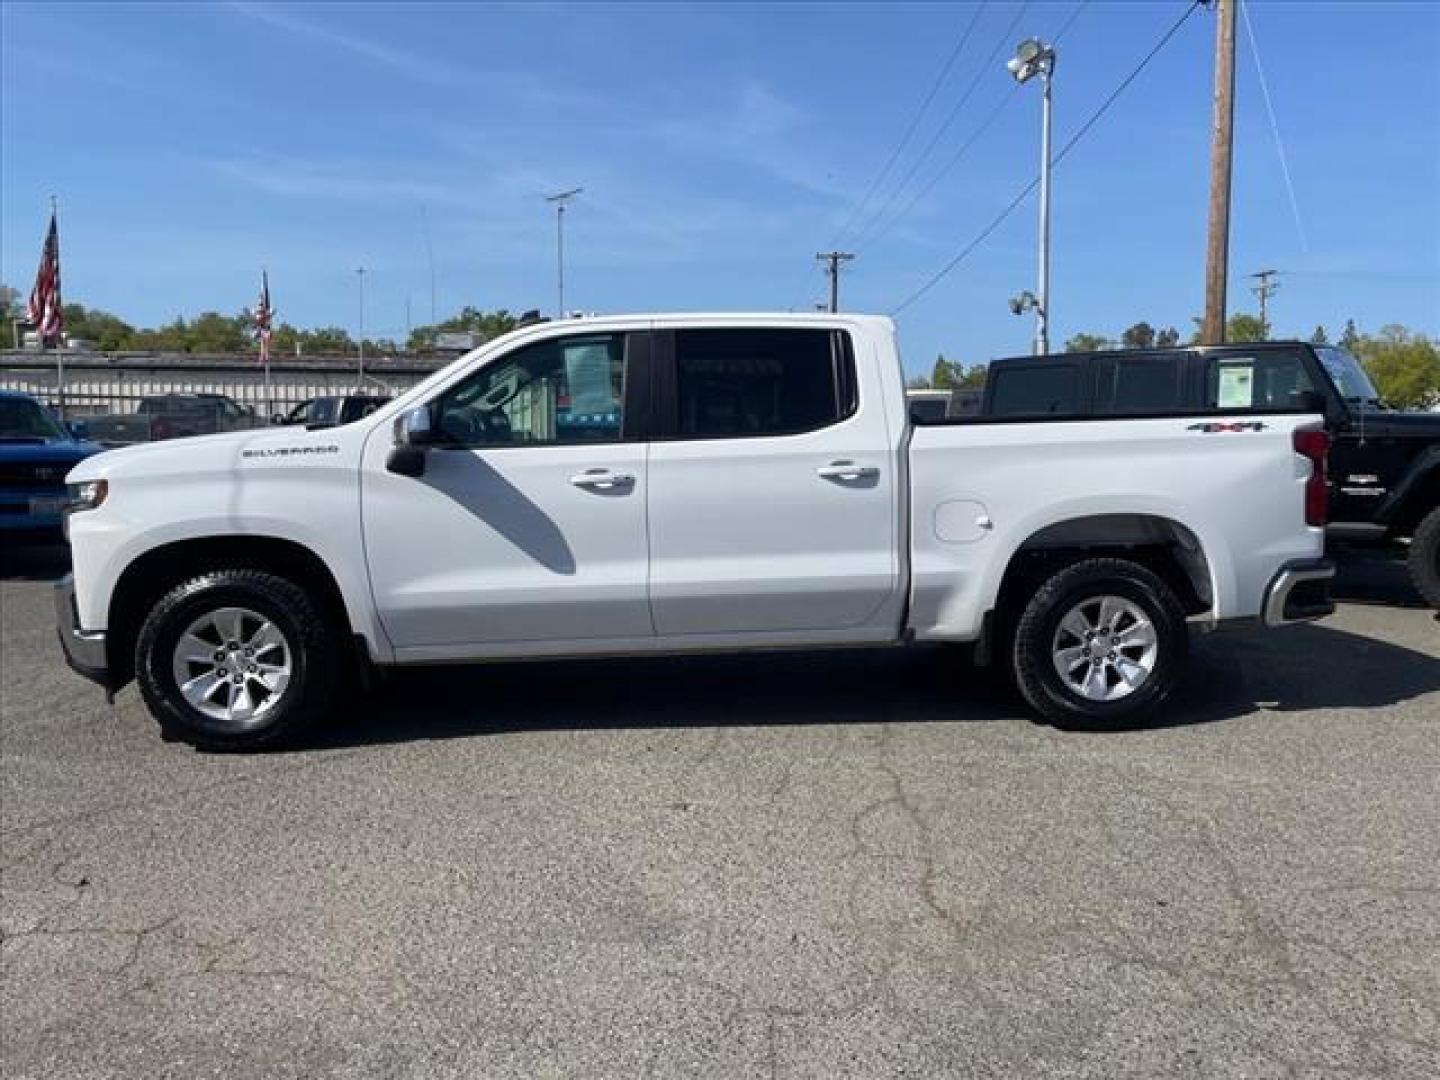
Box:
[1187,421,1268,433]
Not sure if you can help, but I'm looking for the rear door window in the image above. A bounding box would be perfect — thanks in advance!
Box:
[668,328,855,438]
[1203,348,1314,412]
[987,363,1082,417]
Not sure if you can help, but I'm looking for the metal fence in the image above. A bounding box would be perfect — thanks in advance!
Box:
[0,352,446,420]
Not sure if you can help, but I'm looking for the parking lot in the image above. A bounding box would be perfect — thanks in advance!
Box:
[2,544,1437,1078]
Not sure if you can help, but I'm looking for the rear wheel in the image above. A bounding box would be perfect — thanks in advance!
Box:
[1406,505,1440,609]
[135,569,340,750]
[1011,558,1189,730]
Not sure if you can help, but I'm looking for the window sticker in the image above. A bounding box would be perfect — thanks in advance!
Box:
[1216,362,1255,408]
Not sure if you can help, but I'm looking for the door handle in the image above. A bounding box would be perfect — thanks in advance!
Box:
[816,461,880,481]
[569,469,635,490]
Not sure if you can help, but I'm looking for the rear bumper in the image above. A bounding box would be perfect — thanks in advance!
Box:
[1262,558,1336,626]
[55,573,110,687]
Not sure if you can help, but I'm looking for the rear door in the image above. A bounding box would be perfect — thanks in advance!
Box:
[645,325,900,638]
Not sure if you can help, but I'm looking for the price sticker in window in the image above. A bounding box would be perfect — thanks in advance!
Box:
[1217,362,1255,409]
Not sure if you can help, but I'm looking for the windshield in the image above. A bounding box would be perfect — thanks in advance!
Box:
[0,397,67,440]
[1315,346,1382,405]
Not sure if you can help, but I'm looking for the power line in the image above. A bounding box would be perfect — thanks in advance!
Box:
[864,0,1090,251]
[851,2,1032,250]
[830,2,989,249]
[891,0,1204,316]
[1240,0,1308,252]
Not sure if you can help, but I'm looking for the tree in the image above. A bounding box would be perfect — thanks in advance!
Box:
[1121,322,1156,350]
[1309,325,1329,345]
[1155,326,1181,348]
[954,363,988,389]
[61,302,137,352]
[931,356,960,389]
[0,283,21,322]
[1339,318,1361,352]
[929,356,987,390]
[1353,325,1440,410]
[1065,332,1112,352]
[408,306,518,350]
[1226,312,1267,343]
[186,311,251,353]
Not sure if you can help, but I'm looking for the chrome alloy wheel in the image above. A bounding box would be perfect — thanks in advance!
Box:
[170,606,292,729]
[1051,595,1159,702]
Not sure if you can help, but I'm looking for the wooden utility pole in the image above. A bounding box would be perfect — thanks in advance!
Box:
[1202,0,1236,345]
[816,251,855,313]
[1249,268,1279,338]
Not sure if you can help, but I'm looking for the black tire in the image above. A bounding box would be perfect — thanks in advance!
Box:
[1407,505,1440,609]
[135,569,340,751]
[1011,558,1189,731]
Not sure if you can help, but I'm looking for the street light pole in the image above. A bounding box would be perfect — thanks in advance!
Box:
[1036,62,1053,356]
[355,266,366,385]
[1009,38,1057,355]
[545,188,582,317]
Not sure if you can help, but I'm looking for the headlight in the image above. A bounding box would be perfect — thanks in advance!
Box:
[67,479,109,512]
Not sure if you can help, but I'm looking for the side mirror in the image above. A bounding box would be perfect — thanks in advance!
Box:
[67,420,89,440]
[387,406,434,477]
[398,406,435,446]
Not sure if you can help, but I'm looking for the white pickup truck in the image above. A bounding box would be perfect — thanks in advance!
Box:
[58,314,1334,750]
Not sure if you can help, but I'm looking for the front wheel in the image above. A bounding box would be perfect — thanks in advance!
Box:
[135,569,340,750]
[1011,558,1189,730]
[1406,505,1440,609]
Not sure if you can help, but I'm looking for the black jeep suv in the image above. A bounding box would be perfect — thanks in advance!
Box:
[972,341,1440,607]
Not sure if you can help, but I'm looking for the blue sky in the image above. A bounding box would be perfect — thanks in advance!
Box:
[2,1,1437,374]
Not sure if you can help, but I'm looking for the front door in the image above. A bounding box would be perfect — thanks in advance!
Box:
[361,330,653,654]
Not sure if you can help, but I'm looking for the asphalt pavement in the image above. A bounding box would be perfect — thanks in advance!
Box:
[2,544,1437,1078]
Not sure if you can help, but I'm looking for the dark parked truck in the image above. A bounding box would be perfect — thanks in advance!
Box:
[0,391,101,543]
[978,341,1440,607]
[85,393,263,447]
[272,395,391,428]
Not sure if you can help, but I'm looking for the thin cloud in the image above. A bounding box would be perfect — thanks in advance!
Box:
[227,2,473,87]
[205,156,472,206]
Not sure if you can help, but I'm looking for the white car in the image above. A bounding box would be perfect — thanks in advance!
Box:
[58,313,1334,749]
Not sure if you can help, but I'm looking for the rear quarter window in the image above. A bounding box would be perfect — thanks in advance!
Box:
[1203,348,1314,412]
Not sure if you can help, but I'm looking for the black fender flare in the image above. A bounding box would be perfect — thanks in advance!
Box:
[1375,446,1440,526]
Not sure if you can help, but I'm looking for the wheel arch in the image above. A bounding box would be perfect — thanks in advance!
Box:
[106,535,360,689]
[993,512,1216,625]
[1378,450,1440,534]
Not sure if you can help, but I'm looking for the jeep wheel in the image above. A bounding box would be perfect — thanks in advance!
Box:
[135,569,339,750]
[1408,505,1440,609]
[1012,558,1189,730]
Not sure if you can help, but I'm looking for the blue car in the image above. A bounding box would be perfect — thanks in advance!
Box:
[0,390,103,544]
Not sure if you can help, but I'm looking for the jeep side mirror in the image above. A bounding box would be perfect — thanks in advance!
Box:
[387,406,434,477]
[67,420,89,440]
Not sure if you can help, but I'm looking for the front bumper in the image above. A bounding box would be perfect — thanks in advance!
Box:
[1262,558,1336,626]
[55,573,110,688]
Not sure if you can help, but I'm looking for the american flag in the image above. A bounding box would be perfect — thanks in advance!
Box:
[27,211,63,344]
[255,270,273,362]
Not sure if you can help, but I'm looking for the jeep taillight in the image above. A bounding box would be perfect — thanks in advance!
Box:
[1293,428,1330,527]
